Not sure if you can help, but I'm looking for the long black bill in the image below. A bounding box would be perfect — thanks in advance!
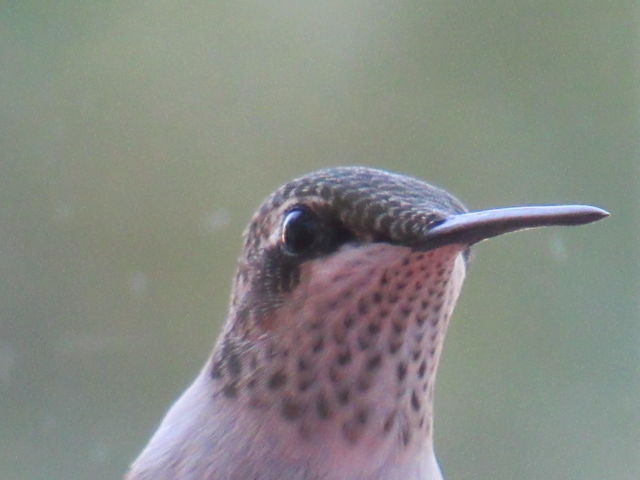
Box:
[425,205,609,248]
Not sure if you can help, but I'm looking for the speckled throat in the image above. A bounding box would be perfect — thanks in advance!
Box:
[210,243,464,478]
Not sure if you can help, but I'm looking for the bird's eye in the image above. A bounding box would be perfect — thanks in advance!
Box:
[282,207,320,255]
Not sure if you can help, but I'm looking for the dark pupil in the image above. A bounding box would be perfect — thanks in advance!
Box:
[282,208,318,254]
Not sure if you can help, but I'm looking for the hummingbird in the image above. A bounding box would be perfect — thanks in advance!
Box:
[126,166,607,480]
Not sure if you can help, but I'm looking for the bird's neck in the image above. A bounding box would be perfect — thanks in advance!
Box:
[130,245,465,480]
[206,361,442,480]
[203,245,466,479]
[134,361,442,480]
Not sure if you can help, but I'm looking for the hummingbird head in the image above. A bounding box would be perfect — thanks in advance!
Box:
[232,166,467,327]
[210,166,607,461]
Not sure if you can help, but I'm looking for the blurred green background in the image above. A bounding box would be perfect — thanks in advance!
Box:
[1,1,637,479]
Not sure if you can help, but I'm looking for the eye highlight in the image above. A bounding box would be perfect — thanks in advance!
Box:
[281,207,320,255]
